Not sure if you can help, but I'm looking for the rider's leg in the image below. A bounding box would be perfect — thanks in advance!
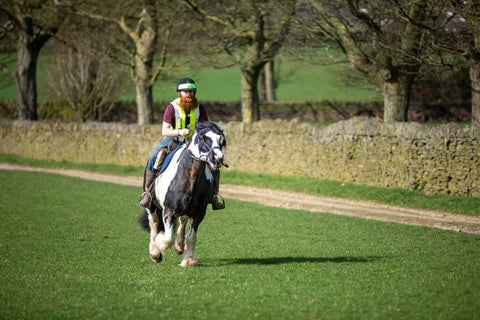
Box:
[211,168,225,210]
[139,169,157,207]
[139,138,172,208]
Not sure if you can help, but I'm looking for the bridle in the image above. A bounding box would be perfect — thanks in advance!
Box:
[187,127,227,167]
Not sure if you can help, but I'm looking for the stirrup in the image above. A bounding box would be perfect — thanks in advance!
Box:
[139,191,152,208]
[211,195,225,211]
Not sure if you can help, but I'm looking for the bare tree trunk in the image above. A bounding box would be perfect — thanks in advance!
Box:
[259,60,276,102]
[135,80,154,125]
[117,4,157,125]
[470,62,480,127]
[264,60,276,102]
[16,42,39,120]
[383,73,414,122]
[259,68,267,102]
[134,46,155,125]
[241,69,261,123]
[470,33,480,128]
[4,1,60,121]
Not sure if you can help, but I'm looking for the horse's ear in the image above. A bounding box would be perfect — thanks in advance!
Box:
[196,121,223,134]
[196,121,212,131]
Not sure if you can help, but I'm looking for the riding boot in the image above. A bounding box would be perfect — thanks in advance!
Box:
[139,169,156,208]
[211,195,225,210]
[211,169,225,210]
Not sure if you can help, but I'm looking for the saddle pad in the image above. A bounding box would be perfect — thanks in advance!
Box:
[159,144,183,174]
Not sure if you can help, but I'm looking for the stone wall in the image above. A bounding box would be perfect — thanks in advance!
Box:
[0,121,159,167]
[1,118,479,196]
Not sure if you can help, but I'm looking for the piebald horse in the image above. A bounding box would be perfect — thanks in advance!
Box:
[139,121,227,267]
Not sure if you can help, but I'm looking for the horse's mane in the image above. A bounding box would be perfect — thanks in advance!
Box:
[195,121,226,148]
[196,121,224,137]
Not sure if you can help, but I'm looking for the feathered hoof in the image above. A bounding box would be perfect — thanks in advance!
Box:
[179,258,198,267]
[150,253,163,264]
[174,245,184,255]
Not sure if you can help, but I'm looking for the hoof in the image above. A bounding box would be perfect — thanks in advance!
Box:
[179,258,198,267]
[150,253,162,264]
[174,246,184,255]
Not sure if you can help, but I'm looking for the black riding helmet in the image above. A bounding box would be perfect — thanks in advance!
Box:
[177,77,197,92]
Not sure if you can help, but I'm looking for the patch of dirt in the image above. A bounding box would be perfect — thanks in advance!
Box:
[2,163,479,235]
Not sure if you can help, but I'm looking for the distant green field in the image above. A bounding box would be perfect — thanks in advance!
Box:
[0,52,381,103]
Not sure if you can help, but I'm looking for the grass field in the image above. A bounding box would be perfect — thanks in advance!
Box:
[1,170,479,319]
[2,153,479,216]
[0,52,381,103]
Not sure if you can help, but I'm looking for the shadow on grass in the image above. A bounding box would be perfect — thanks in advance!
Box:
[208,256,381,266]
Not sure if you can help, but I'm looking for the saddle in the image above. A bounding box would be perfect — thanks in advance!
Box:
[158,142,183,174]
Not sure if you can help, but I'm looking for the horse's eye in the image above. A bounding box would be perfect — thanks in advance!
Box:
[201,136,212,152]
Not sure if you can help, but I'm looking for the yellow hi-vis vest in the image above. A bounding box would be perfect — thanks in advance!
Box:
[171,98,199,139]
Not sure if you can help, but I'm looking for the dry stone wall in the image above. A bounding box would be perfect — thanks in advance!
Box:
[1,118,479,196]
[0,121,161,167]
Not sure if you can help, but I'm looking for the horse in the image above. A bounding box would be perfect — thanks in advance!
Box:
[138,121,227,267]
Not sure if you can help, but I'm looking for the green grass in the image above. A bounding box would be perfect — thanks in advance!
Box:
[1,153,479,216]
[1,170,479,319]
[0,53,380,103]
[221,171,480,216]
[0,153,142,177]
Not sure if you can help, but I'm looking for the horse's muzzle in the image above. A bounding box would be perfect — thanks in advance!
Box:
[208,149,224,169]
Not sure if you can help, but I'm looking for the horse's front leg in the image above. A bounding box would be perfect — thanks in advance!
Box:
[179,214,205,267]
[155,208,175,254]
[175,216,188,255]
[147,208,162,263]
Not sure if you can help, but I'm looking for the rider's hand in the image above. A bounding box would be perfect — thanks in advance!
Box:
[178,128,189,137]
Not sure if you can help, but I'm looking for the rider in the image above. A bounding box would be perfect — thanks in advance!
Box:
[138,77,225,210]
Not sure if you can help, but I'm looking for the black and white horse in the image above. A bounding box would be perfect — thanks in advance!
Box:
[139,121,227,267]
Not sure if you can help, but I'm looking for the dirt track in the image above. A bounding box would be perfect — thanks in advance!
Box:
[2,163,479,235]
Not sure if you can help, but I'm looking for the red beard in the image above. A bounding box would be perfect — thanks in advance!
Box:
[179,96,198,113]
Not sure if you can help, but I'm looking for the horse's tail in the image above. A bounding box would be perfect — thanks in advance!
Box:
[138,209,150,231]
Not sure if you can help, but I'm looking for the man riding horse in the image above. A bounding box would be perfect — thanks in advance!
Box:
[139,77,225,210]
[139,120,227,266]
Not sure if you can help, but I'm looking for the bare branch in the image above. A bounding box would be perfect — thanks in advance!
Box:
[151,25,171,85]
[184,0,231,28]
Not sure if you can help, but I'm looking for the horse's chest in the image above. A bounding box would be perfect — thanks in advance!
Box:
[155,152,211,212]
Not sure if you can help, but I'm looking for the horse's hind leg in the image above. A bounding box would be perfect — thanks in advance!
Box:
[147,208,162,263]
[175,216,188,254]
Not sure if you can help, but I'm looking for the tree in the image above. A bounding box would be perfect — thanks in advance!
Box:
[307,0,437,122]
[185,0,296,123]
[431,1,480,126]
[0,0,64,120]
[260,60,277,102]
[56,0,177,125]
[47,30,125,122]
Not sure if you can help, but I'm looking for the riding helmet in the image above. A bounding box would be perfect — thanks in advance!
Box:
[177,77,197,92]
